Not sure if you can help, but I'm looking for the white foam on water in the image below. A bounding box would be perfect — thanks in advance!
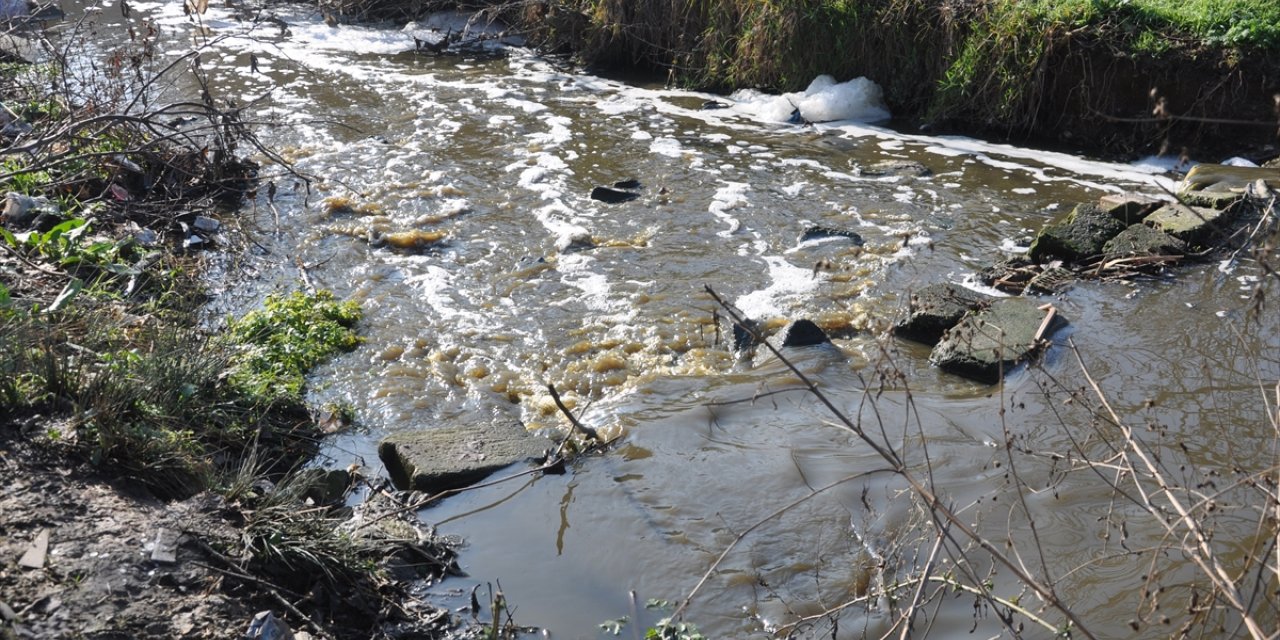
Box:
[650,137,686,158]
[555,255,617,314]
[504,98,548,114]
[402,265,482,322]
[781,182,806,197]
[1223,156,1258,168]
[734,256,825,320]
[709,182,750,236]
[730,75,891,124]
[596,97,644,115]
[780,158,824,170]
[956,272,1012,298]
[1012,187,1036,195]
[998,238,1030,253]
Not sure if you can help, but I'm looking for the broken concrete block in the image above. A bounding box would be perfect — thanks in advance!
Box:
[893,283,993,345]
[1028,203,1128,263]
[930,297,1067,384]
[378,421,552,493]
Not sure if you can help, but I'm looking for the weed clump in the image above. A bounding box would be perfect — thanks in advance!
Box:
[227,290,364,402]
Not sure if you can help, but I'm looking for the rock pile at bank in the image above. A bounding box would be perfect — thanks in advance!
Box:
[896,163,1278,384]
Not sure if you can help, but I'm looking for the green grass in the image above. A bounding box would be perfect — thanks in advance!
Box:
[0,289,362,498]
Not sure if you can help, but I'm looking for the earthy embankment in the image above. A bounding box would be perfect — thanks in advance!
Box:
[358,0,1280,157]
[536,0,1280,157]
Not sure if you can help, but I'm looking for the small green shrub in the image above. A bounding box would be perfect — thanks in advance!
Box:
[228,290,363,402]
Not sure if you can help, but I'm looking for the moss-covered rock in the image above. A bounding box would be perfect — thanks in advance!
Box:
[930,297,1066,383]
[1028,203,1128,263]
[893,283,992,345]
[1103,223,1188,257]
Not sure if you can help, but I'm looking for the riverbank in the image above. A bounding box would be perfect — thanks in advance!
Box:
[560,0,1280,157]
[363,0,1280,158]
[0,13,468,640]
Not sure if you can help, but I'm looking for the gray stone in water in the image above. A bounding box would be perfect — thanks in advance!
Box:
[1028,203,1128,264]
[893,283,993,345]
[858,159,931,178]
[378,420,552,493]
[1145,202,1237,246]
[800,225,864,245]
[1098,192,1162,224]
[1102,224,1187,257]
[930,297,1067,384]
[1179,191,1242,209]
[780,319,830,347]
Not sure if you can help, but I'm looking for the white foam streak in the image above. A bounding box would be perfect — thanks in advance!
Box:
[735,257,824,320]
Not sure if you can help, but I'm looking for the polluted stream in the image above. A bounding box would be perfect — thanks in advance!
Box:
[59,4,1280,637]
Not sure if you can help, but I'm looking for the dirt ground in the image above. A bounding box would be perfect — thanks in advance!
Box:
[0,415,268,639]
[0,414,466,640]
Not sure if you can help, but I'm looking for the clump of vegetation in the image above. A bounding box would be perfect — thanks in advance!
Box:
[227,290,364,402]
[0,6,345,498]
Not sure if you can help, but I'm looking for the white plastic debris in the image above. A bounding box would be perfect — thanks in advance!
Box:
[244,611,294,640]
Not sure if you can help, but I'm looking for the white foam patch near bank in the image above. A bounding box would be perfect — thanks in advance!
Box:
[731,75,891,124]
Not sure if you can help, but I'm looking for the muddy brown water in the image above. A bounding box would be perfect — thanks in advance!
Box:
[48,3,1280,637]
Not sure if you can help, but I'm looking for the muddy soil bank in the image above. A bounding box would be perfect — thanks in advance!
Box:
[379,0,1280,159]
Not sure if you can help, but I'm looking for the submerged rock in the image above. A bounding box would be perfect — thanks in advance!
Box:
[800,225,864,245]
[1028,203,1127,263]
[930,297,1066,384]
[893,283,992,345]
[378,421,552,493]
[858,159,931,178]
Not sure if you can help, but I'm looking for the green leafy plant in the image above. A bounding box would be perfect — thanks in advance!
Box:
[227,290,363,402]
[644,619,705,640]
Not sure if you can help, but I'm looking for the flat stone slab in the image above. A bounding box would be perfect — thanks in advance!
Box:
[1098,192,1162,225]
[930,297,1067,383]
[893,283,993,345]
[379,421,553,493]
[18,529,48,569]
[1028,203,1127,263]
[1103,223,1187,258]
[1178,190,1242,209]
[858,159,931,178]
[1145,203,1236,246]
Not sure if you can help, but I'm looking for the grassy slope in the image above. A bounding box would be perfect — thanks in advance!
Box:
[525,0,1280,152]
